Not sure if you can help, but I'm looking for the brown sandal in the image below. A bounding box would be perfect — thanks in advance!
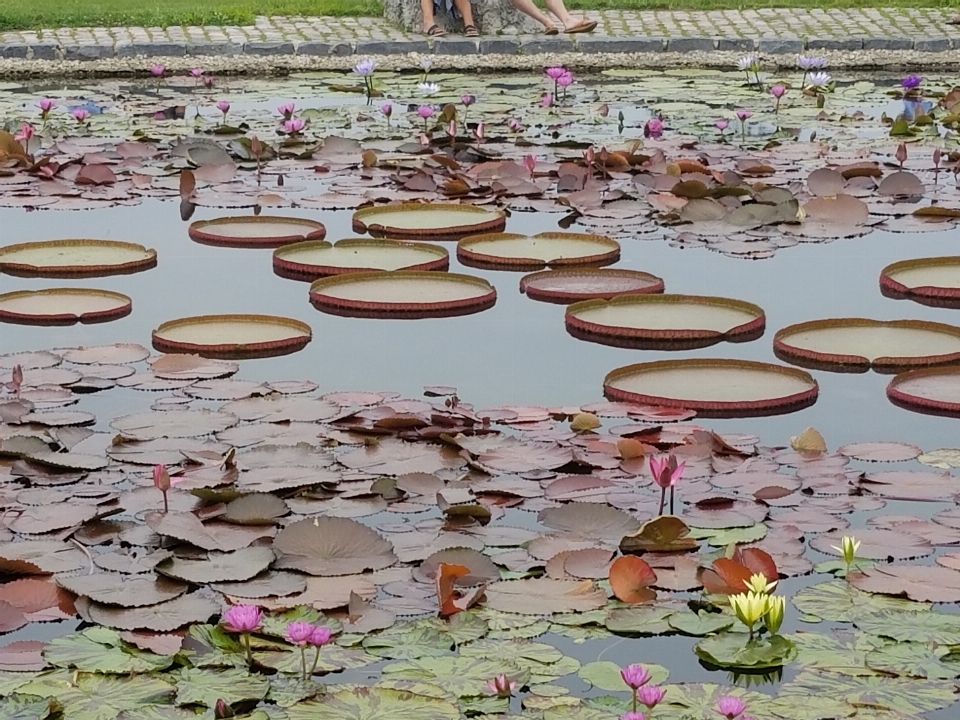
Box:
[564,19,597,33]
[425,24,447,37]
[543,25,559,35]
[464,24,480,36]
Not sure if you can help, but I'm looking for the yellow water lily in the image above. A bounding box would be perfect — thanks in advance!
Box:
[743,573,777,595]
[831,535,861,571]
[729,591,769,635]
[764,595,785,634]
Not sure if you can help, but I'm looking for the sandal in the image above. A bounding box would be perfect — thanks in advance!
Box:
[564,19,598,34]
[543,25,560,35]
[425,24,447,37]
[464,24,480,37]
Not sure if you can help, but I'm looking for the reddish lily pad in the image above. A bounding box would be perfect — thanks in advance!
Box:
[152,314,312,359]
[352,202,506,241]
[881,256,960,308]
[0,288,132,325]
[887,366,960,418]
[457,231,620,270]
[273,239,449,280]
[0,239,157,278]
[188,215,326,248]
[520,268,665,304]
[848,565,960,603]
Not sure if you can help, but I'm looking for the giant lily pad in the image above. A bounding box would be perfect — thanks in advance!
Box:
[887,366,960,418]
[604,359,818,417]
[43,627,174,674]
[273,517,397,576]
[353,203,506,241]
[152,314,312,359]
[188,216,326,248]
[111,409,237,440]
[0,288,132,325]
[520,268,664,304]
[274,239,448,280]
[774,318,960,372]
[310,271,496,319]
[457,232,620,270]
[880,256,960,308]
[566,294,765,349]
[0,240,157,278]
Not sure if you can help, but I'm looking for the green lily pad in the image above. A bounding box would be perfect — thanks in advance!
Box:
[663,683,778,720]
[866,642,960,679]
[472,609,551,640]
[0,694,56,720]
[183,624,247,669]
[668,611,735,636]
[43,627,174,674]
[792,580,929,623]
[459,695,508,715]
[265,676,322,707]
[445,611,488,645]
[284,683,460,720]
[174,667,270,707]
[260,607,342,639]
[578,660,669,692]
[791,629,886,676]
[604,606,675,635]
[0,671,38,696]
[855,609,960,645]
[361,619,453,659]
[778,669,958,714]
[694,633,797,670]
[688,524,767,546]
[20,672,174,720]
[256,644,379,674]
[381,656,528,697]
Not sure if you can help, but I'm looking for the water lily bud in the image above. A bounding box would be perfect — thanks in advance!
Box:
[214,699,235,718]
[764,595,785,634]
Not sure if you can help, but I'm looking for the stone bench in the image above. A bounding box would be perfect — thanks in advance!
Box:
[384,0,542,35]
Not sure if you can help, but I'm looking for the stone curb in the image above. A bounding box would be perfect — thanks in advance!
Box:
[8,35,956,61]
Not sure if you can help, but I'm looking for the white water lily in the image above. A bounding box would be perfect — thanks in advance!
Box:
[807,71,832,88]
[736,55,759,72]
[418,82,440,97]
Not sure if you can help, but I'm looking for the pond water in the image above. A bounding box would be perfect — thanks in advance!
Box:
[2,68,960,720]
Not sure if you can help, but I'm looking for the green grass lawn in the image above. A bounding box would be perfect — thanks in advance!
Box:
[0,0,955,31]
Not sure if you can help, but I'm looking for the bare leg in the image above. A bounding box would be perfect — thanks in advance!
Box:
[420,0,436,32]
[454,0,476,28]
[543,0,579,29]
[507,0,557,30]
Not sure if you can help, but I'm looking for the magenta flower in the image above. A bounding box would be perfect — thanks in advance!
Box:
[278,102,295,120]
[508,118,522,132]
[37,98,55,120]
[902,75,923,91]
[541,92,554,108]
[650,454,684,515]
[153,463,172,512]
[150,64,165,77]
[380,102,392,117]
[203,76,215,88]
[14,123,34,143]
[545,66,567,80]
[644,117,663,139]
[715,119,729,131]
[190,67,204,78]
[461,94,475,106]
[310,626,332,646]
[621,664,651,690]
[216,100,230,113]
[735,109,752,121]
[473,122,485,144]
[487,674,516,699]
[557,72,574,88]
[770,84,786,98]
[286,621,315,646]
[621,713,646,720]
[638,685,666,709]
[418,105,434,119]
[716,696,748,719]
[283,118,306,134]
[72,108,90,124]
[223,605,262,633]
[523,154,537,177]
[4,364,23,395]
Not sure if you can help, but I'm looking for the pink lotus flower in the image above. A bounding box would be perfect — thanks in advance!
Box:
[203,76,215,88]
[286,621,315,646]
[715,119,729,131]
[14,123,34,143]
[190,67,204,77]
[473,122,485,144]
[770,84,786,98]
[72,108,90,124]
[216,100,230,114]
[380,103,392,117]
[621,713,646,720]
[150,64,165,77]
[638,685,666,709]
[545,66,567,80]
[716,696,748,719]
[37,98,55,118]
[735,109,752,121]
[284,118,306,134]
[487,674,516,699]
[309,626,332,646]
[418,105,434,119]
[557,72,574,88]
[223,604,262,633]
[4,364,22,395]
[508,118,521,132]
[541,92,554,108]
[644,117,663,139]
[461,94,475,106]
[620,664,651,690]
[523,154,537,177]
[278,102,295,120]
[651,454,684,516]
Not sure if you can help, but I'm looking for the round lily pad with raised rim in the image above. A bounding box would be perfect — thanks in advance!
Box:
[0,240,157,278]
[309,271,496,319]
[352,203,506,241]
[0,288,132,326]
[188,216,326,248]
[565,294,765,349]
[880,257,960,308]
[604,359,819,418]
[273,239,449,281]
[152,314,312,359]
[520,268,665,304]
[457,232,621,270]
[774,318,960,373]
[887,367,960,418]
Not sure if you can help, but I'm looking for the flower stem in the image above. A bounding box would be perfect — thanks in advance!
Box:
[309,647,322,677]
[299,646,307,682]
[243,633,252,664]
[670,486,675,515]
[632,689,638,714]
[162,490,168,514]
[658,487,666,517]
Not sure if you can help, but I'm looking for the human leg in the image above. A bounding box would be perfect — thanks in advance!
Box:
[507,0,558,32]
[454,0,480,35]
[420,0,447,34]
[543,0,596,32]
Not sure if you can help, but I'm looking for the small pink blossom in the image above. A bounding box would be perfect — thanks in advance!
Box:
[650,455,684,490]
[644,117,663,139]
[522,154,537,176]
[72,108,90,124]
[545,66,567,80]
[620,664,651,690]
[621,713,646,720]
[284,118,306,134]
[150,64,165,77]
[14,123,34,143]
[541,92,554,108]
[309,626,332,646]
[202,76,215,88]
[152,464,171,493]
[735,109,752,121]
[716,696,748,719]
[190,67,204,78]
[770,84,786,98]
[380,103,392,117]
[37,98,55,115]
[473,122,485,142]
[461,94,475,106]
[286,621,315,646]
[417,105,434,119]
[715,119,729,131]
[638,685,666,709]
[216,100,230,114]
[222,604,262,633]
[487,674,516,699]
[557,72,574,88]
[277,102,295,119]
[508,118,522,132]
[4,364,23,395]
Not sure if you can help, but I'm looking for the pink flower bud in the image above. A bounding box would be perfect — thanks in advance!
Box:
[286,621,315,646]
[14,123,34,143]
[541,93,553,108]
[418,105,434,119]
[222,604,263,633]
[216,101,230,114]
[620,664,651,690]
[770,84,786,98]
[72,108,90,123]
[190,67,204,77]
[309,626,332,646]
[545,66,567,80]
[557,72,574,88]
[284,118,306,134]
[37,98,55,113]
[380,103,392,117]
[277,102,295,119]
[150,64,165,77]
[152,464,171,492]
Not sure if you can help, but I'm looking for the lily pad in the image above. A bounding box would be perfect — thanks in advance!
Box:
[353,202,506,241]
[273,517,397,576]
[457,231,620,270]
[0,288,132,325]
[152,314,312,359]
[0,239,157,278]
[274,238,448,280]
[188,215,326,248]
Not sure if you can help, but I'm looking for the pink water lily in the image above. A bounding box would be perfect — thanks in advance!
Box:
[3,364,22,396]
[223,604,263,664]
[523,154,537,177]
[638,685,666,709]
[473,122,485,146]
[14,123,34,143]
[621,713,646,720]
[286,621,314,646]
[380,102,392,126]
[152,463,173,512]
[508,118,522,132]
[37,98,55,121]
[621,664,651,713]
[545,66,567,80]
[190,67,204,78]
[650,454,684,515]
[278,102,295,120]
[150,64,165,77]
[541,92,554,108]
[716,696,748,719]
[487,674,516,699]
[644,117,663,139]
[72,108,90,124]
[284,118,306,135]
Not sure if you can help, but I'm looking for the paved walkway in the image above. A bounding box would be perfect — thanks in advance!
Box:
[0,9,958,60]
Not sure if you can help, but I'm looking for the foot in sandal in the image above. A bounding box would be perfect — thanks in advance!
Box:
[424,24,447,36]
[563,18,597,33]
